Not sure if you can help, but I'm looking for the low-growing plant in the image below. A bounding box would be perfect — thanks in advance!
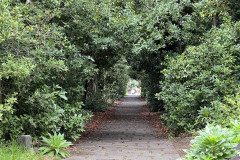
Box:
[229,119,240,143]
[0,141,44,160]
[39,132,72,159]
[196,106,215,126]
[182,125,238,160]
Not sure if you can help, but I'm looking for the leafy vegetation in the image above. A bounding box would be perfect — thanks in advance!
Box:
[0,0,129,141]
[0,142,45,160]
[39,133,72,158]
[0,0,240,159]
[182,124,238,160]
[157,22,240,132]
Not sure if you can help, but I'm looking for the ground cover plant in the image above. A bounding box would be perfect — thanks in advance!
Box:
[0,142,45,160]
[39,133,72,158]
[182,122,240,160]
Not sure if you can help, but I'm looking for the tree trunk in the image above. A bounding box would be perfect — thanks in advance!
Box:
[213,1,219,27]
[213,14,217,26]
[82,81,89,104]
[139,80,142,96]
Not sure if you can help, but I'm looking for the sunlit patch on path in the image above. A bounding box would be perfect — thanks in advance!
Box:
[67,95,180,160]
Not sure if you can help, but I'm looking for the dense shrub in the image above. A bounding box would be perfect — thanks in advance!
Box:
[0,1,95,140]
[0,0,131,141]
[60,103,92,140]
[85,90,110,112]
[196,89,240,128]
[0,85,91,140]
[157,22,240,132]
[141,74,164,111]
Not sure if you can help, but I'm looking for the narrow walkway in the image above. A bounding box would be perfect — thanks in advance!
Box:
[67,95,180,160]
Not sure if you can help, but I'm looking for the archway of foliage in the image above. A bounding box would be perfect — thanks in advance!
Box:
[124,0,240,134]
[0,0,239,142]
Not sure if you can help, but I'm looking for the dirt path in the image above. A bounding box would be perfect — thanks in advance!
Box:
[67,95,180,160]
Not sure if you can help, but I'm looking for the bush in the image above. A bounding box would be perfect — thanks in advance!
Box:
[182,125,238,160]
[0,85,92,140]
[141,74,164,111]
[0,1,96,141]
[60,103,92,140]
[85,90,110,112]
[157,22,240,132]
[196,90,240,128]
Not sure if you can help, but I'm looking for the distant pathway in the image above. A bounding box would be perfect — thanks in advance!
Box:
[67,95,180,160]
